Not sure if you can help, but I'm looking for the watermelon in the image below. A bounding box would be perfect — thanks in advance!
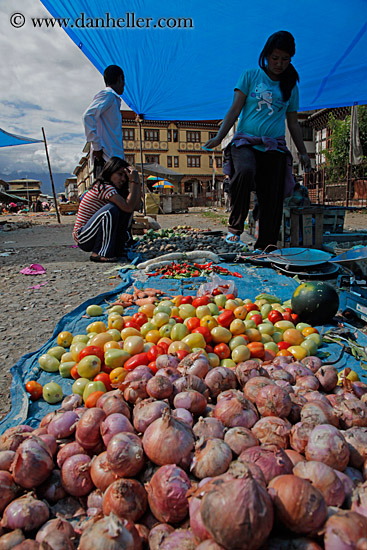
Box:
[291,282,339,325]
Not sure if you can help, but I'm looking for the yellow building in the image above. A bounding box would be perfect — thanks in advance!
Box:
[7,178,41,203]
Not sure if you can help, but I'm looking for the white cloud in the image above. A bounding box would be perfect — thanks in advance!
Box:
[0,0,128,175]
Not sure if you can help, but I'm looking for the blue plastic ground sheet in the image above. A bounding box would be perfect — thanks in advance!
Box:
[1,263,366,433]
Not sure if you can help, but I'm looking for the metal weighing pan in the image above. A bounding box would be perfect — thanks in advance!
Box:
[268,248,333,267]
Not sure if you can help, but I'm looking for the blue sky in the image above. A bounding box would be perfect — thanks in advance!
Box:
[0,0,128,177]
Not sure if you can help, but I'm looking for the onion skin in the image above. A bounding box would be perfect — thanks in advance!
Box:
[235,361,269,387]
[293,460,345,506]
[1,495,49,532]
[87,489,103,516]
[37,469,67,504]
[174,390,207,415]
[146,375,173,400]
[142,410,194,466]
[214,393,258,429]
[344,427,367,469]
[35,518,75,549]
[12,436,54,489]
[146,464,191,524]
[252,417,291,449]
[133,398,170,433]
[78,514,142,550]
[100,394,131,418]
[160,529,200,549]
[47,411,78,439]
[244,376,275,403]
[0,426,33,452]
[75,407,106,450]
[205,367,237,399]
[228,458,267,487]
[290,422,314,454]
[102,478,147,522]
[0,451,15,471]
[197,541,226,550]
[191,438,232,479]
[305,424,350,471]
[331,397,367,429]
[10,541,40,550]
[302,356,323,373]
[172,408,194,427]
[240,445,293,484]
[174,374,209,398]
[224,427,259,455]
[323,510,367,550]
[262,537,323,549]
[315,365,338,392]
[100,413,134,446]
[0,472,20,514]
[107,432,145,477]
[351,481,367,518]
[255,384,292,418]
[300,401,339,428]
[0,529,25,549]
[148,524,175,550]
[178,352,209,378]
[284,449,305,466]
[60,453,93,497]
[156,354,180,371]
[268,475,327,535]
[56,441,86,469]
[90,451,119,492]
[200,475,274,550]
[193,417,225,441]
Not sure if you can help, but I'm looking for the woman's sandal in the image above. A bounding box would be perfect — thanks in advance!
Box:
[90,255,118,263]
[225,232,243,245]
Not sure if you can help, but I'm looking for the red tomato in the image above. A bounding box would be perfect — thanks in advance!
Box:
[186,317,201,331]
[244,303,260,313]
[85,391,105,408]
[217,310,235,328]
[94,372,112,392]
[282,311,292,322]
[277,341,291,350]
[148,360,158,374]
[147,345,161,362]
[132,312,148,327]
[214,343,231,359]
[251,314,263,326]
[247,341,265,359]
[226,294,235,300]
[124,320,141,331]
[124,352,149,371]
[71,365,81,380]
[205,345,214,354]
[212,288,223,296]
[79,345,104,363]
[101,364,113,374]
[25,380,43,401]
[157,342,169,354]
[193,326,212,343]
[181,296,193,304]
[192,296,211,308]
[171,316,184,323]
[268,310,283,324]
[176,350,189,361]
[238,334,250,344]
[291,313,300,324]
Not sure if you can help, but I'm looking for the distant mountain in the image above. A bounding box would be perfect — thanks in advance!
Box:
[0,171,73,197]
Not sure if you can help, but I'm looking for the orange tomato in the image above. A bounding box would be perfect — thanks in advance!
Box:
[145,330,161,344]
[247,341,265,359]
[109,367,128,385]
[302,327,319,337]
[276,349,292,357]
[233,306,247,320]
[25,380,43,401]
[214,343,231,359]
[282,328,304,346]
[71,365,81,380]
[186,317,201,331]
[85,391,105,408]
[244,328,262,342]
[104,341,121,351]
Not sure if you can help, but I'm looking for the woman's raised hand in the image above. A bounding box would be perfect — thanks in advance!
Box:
[125,166,140,183]
[203,136,221,150]
[299,153,312,173]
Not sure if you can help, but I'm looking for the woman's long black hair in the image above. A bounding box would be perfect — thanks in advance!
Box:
[259,30,299,102]
[92,156,130,198]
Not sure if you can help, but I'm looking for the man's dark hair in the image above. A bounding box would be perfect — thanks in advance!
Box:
[259,30,299,102]
[103,65,124,86]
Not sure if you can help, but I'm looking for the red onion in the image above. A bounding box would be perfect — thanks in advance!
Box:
[0,425,33,451]
[61,453,93,497]
[305,424,349,471]
[57,441,86,468]
[268,475,327,535]
[352,381,367,399]
[103,478,147,522]
[123,365,153,386]
[123,380,149,404]
[323,510,367,550]
[345,465,364,485]
[155,367,180,383]
[172,408,194,426]
[146,375,173,399]
[244,376,275,403]
[156,354,180,371]
[334,397,367,429]
[224,426,258,455]
[235,360,269,386]
[351,481,367,517]
[178,351,209,378]
[240,445,293,484]
[37,469,67,503]
[146,464,191,524]
[315,365,338,392]
[344,427,367,469]
[200,475,274,549]
[267,366,295,384]
[100,413,134,446]
[191,438,232,479]
[35,518,75,549]
[214,392,258,429]
[301,355,323,373]
[148,524,175,550]
[160,529,200,549]
[193,417,225,440]
[99,394,131,418]
[0,471,19,514]
[189,492,211,541]
[38,434,57,456]
[197,542,226,550]
[143,410,194,465]
[293,460,345,506]
[47,411,78,439]
[303,391,330,405]
[204,367,237,399]
[0,530,25,549]
[174,390,207,415]
[274,380,294,394]
[285,449,305,466]
[255,384,292,418]
[90,451,119,491]
[285,362,313,379]
[75,407,106,450]
[87,489,103,516]
[107,432,144,477]
[300,400,339,427]
[79,514,142,550]
[273,355,294,366]
[12,436,53,489]
[133,398,170,433]
[0,450,15,471]
[290,422,314,454]
[2,495,49,532]
[174,374,209,397]
[228,458,266,487]
[252,417,292,449]
[61,393,83,410]
[10,540,40,549]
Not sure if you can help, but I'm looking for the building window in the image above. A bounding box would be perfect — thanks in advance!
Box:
[209,132,217,140]
[144,129,160,141]
[122,128,135,140]
[173,130,178,142]
[209,156,223,168]
[174,156,179,168]
[125,154,135,165]
[167,156,172,167]
[187,131,201,143]
[301,125,313,141]
[187,156,201,168]
[145,155,160,164]
[167,130,172,142]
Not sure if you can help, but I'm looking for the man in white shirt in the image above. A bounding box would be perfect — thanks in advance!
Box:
[83,65,125,177]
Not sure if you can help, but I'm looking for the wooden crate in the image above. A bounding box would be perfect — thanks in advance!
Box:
[323,206,346,233]
[280,206,324,248]
[59,203,79,215]
[132,213,157,235]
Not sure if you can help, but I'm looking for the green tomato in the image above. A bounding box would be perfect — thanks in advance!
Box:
[260,303,272,319]
[59,361,76,378]
[214,294,227,308]
[244,319,256,329]
[108,305,124,315]
[153,305,172,316]
[229,336,248,351]
[208,352,220,367]
[140,322,157,337]
[83,381,106,402]
[159,300,175,309]
[107,328,122,341]
[47,346,67,360]
[39,354,60,373]
[159,324,173,338]
[43,382,63,404]
[296,322,311,332]
[72,378,90,396]
[72,334,90,345]
[305,333,323,348]
[300,338,318,356]
[77,355,101,379]
[179,304,196,320]
[220,358,236,369]
[264,342,279,353]
[231,345,251,363]
[86,304,104,316]
[170,323,189,341]
[208,303,220,316]
[261,334,273,344]
[196,305,211,319]
[258,323,275,336]
[272,330,284,344]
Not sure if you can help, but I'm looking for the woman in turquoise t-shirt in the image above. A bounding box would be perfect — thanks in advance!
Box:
[205,31,311,251]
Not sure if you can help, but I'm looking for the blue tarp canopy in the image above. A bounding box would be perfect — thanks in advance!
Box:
[0,128,43,148]
[40,0,367,119]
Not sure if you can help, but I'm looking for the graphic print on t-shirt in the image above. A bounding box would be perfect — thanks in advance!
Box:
[254,82,274,115]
